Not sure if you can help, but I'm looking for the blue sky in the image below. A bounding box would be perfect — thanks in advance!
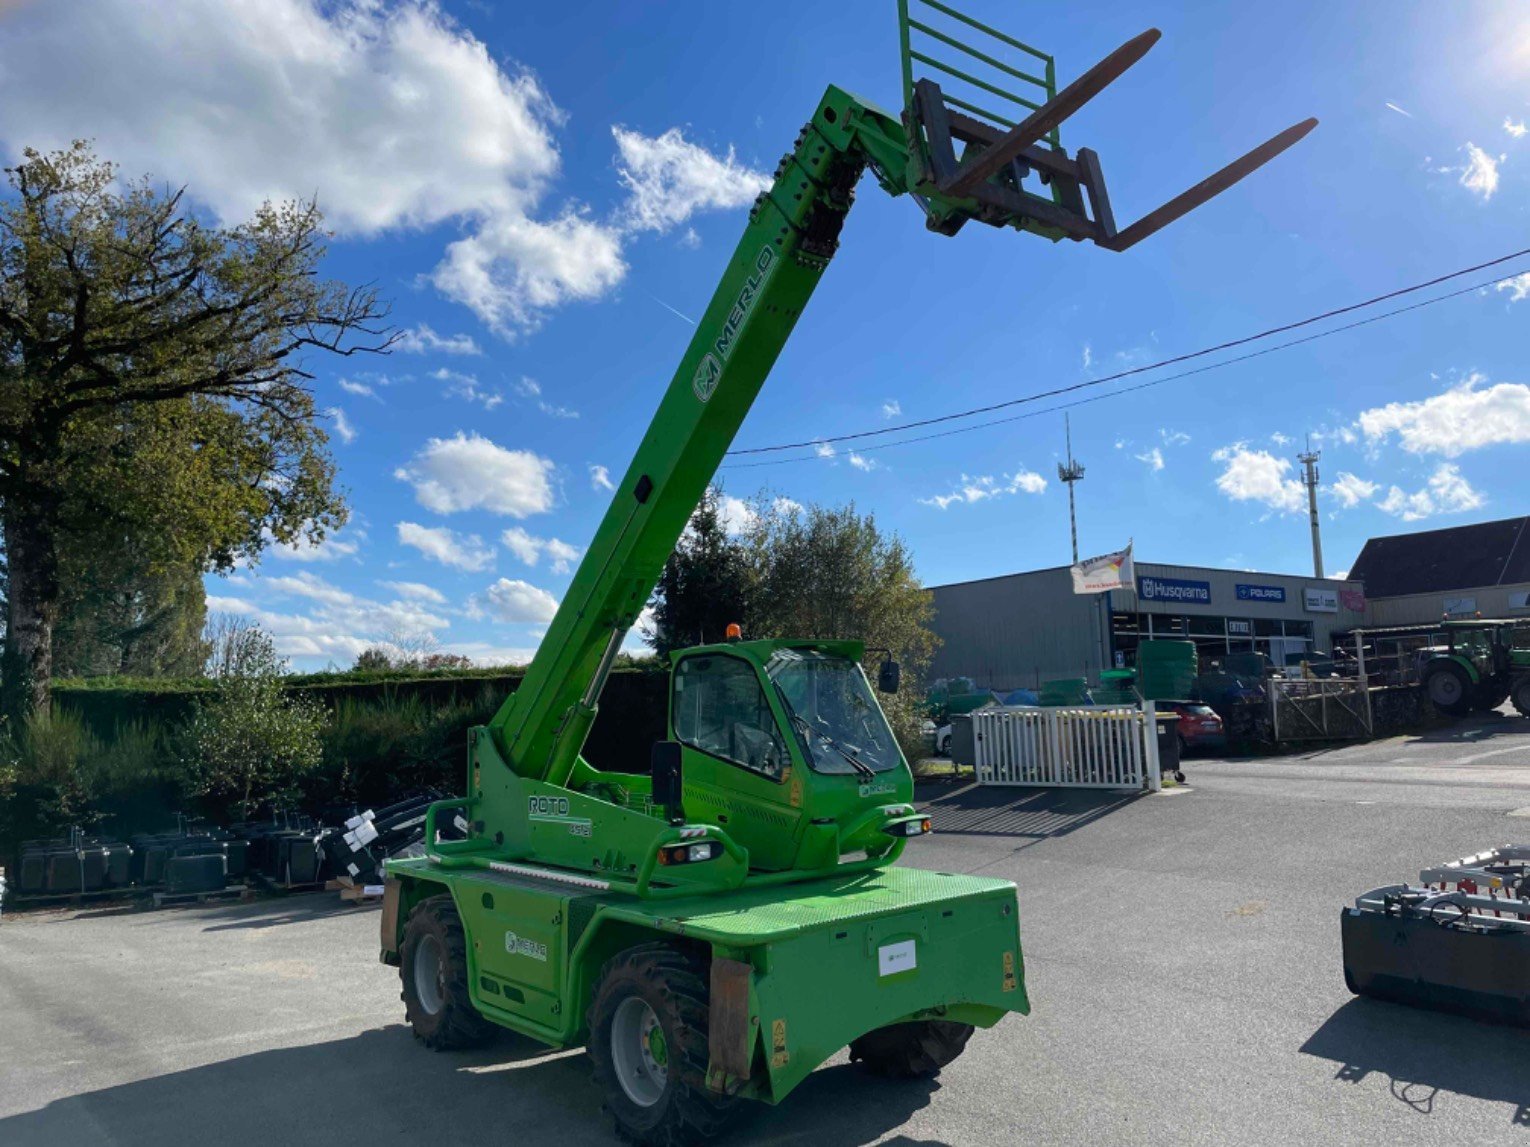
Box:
[2,0,1528,669]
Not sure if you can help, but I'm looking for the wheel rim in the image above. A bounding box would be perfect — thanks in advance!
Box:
[610,996,668,1108]
[1430,673,1462,705]
[413,934,446,1015]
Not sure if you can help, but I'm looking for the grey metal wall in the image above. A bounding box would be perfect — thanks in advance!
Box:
[1367,583,1530,626]
[929,567,1101,692]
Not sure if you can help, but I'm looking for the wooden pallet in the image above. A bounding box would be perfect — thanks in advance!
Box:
[152,883,252,908]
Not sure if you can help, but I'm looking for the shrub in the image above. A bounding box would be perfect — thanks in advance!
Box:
[176,632,324,820]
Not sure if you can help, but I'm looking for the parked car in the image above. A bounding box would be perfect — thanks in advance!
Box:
[935,723,953,756]
[1160,701,1226,755]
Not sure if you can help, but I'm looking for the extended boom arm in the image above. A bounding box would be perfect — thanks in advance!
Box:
[487,19,1314,787]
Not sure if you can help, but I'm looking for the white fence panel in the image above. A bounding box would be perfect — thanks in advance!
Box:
[973,703,1161,791]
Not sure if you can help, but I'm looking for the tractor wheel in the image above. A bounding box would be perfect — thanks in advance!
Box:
[849,1019,975,1079]
[1424,663,1473,717]
[588,943,735,1146]
[1513,677,1530,718]
[400,895,498,1050]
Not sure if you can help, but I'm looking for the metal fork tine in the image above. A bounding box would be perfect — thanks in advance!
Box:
[1101,117,1319,251]
[939,28,1161,198]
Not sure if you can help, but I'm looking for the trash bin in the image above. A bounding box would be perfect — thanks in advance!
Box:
[1153,709,1184,783]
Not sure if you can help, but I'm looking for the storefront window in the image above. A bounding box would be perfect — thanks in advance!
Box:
[1188,616,1226,637]
[1253,618,1282,638]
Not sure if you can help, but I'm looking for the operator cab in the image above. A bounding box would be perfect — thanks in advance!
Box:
[666,637,915,872]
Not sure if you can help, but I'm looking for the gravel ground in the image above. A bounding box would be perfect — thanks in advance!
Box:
[3,710,1529,1145]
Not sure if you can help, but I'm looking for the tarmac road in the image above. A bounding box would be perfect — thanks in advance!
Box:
[4,709,1530,1146]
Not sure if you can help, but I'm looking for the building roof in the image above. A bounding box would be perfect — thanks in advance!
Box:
[1347,516,1530,598]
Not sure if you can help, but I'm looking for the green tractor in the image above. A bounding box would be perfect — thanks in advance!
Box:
[1421,619,1530,718]
[380,4,1313,1141]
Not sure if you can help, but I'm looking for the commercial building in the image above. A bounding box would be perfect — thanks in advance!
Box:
[929,561,1365,692]
[1347,515,1530,626]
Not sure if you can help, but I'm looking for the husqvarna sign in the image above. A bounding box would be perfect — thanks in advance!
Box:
[1138,576,1211,605]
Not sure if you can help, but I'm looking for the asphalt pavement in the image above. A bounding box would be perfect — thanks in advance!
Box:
[4,709,1530,1145]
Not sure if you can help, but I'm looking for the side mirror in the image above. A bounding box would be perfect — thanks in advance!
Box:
[877,658,901,694]
[650,741,684,823]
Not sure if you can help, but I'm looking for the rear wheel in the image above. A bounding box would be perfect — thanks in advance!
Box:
[1424,663,1473,717]
[849,1019,975,1079]
[400,896,498,1050]
[588,943,735,1145]
[1474,684,1510,712]
[1513,677,1530,718]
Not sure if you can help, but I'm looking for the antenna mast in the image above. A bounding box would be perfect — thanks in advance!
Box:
[1298,437,1323,578]
[1058,414,1086,564]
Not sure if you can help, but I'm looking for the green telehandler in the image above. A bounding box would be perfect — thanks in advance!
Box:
[381,4,1315,1140]
[1420,618,1530,717]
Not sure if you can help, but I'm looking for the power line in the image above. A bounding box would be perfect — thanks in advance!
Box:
[725,245,1530,457]
[720,267,1529,471]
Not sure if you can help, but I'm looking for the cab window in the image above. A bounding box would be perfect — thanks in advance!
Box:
[672,655,788,781]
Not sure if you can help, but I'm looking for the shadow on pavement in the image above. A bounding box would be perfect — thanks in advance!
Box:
[1300,998,1530,1127]
[1402,709,1530,747]
[914,782,1137,843]
[1,1025,945,1147]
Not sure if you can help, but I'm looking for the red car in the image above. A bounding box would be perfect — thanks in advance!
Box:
[1161,701,1226,755]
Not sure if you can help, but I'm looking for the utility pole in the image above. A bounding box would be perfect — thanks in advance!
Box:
[1298,437,1323,578]
[1058,414,1086,564]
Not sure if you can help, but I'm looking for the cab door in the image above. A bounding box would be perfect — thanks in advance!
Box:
[669,653,804,870]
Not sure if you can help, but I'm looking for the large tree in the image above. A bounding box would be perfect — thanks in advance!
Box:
[0,142,390,721]
[646,487,754,657]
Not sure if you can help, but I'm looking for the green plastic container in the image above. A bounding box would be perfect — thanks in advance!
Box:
[1039,677,1092,706]
[1137,640,1197,701]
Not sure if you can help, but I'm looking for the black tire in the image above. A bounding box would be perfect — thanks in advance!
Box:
[1424,663,1473,717]
[1474,685,1510,713]
[1514,677,1530,718]
[400,895,498,1050]
[849,1019,975,1079]
[588,943,735,1146]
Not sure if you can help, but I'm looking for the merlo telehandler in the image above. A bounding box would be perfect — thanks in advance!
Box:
[381,4,1314,1140]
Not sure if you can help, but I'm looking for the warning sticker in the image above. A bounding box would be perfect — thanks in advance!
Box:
[770,1019,789,1068]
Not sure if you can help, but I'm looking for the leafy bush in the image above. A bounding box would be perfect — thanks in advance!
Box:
[176,632,324,819]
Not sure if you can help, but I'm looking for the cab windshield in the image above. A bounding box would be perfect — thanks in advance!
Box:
[767,650,902,775]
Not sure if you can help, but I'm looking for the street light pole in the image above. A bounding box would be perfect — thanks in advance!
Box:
[1298,437,1323,578]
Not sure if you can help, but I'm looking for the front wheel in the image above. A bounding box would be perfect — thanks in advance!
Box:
[849,1019,975,1079]
[1424,663,1472,717]
[400,896,499,1050]
[589,943,735,1145]
[1513,677,1530,718]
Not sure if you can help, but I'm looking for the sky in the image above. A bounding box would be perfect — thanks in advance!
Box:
[1,0,1527,670]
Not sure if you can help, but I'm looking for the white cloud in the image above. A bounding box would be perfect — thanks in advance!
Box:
[848,452,877,472]
[1135,447,1164,472]
[1082,343,1093,370]
[397,324,482,356]
[1506,118,1528,140]
[327,407,357,444]
[1269,432,1292,447]
[1385,102,1413,119]
[501,527,581,573]
[516,377,543,397]
[0,0,762,341]
[478,577,560,623]
[920,469,1046,509]
[1458,142,1503,200]
[881,400,902,419]
[1496,273,1530,302]
[611,126,769,234]
[1159,429,1190,447]
[1329,471,1379,509]
[772,496,804,515]
[395,432,555,516]
[1211,443,1306,514]
[813,441,836,460]
[589,464,615,492]
[716,495,757,535]
[338,378,378,400]
[432,367,503,410]
[266,528,360,563]
[1377,463,1484,521]
[396,521,495,571]
[264,571,356,608]
[377,580,448,605]
[1357,375,1530,457]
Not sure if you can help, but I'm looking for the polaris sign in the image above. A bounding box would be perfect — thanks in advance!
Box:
[1138,576,1211,605]
[1236,583,1286,604]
